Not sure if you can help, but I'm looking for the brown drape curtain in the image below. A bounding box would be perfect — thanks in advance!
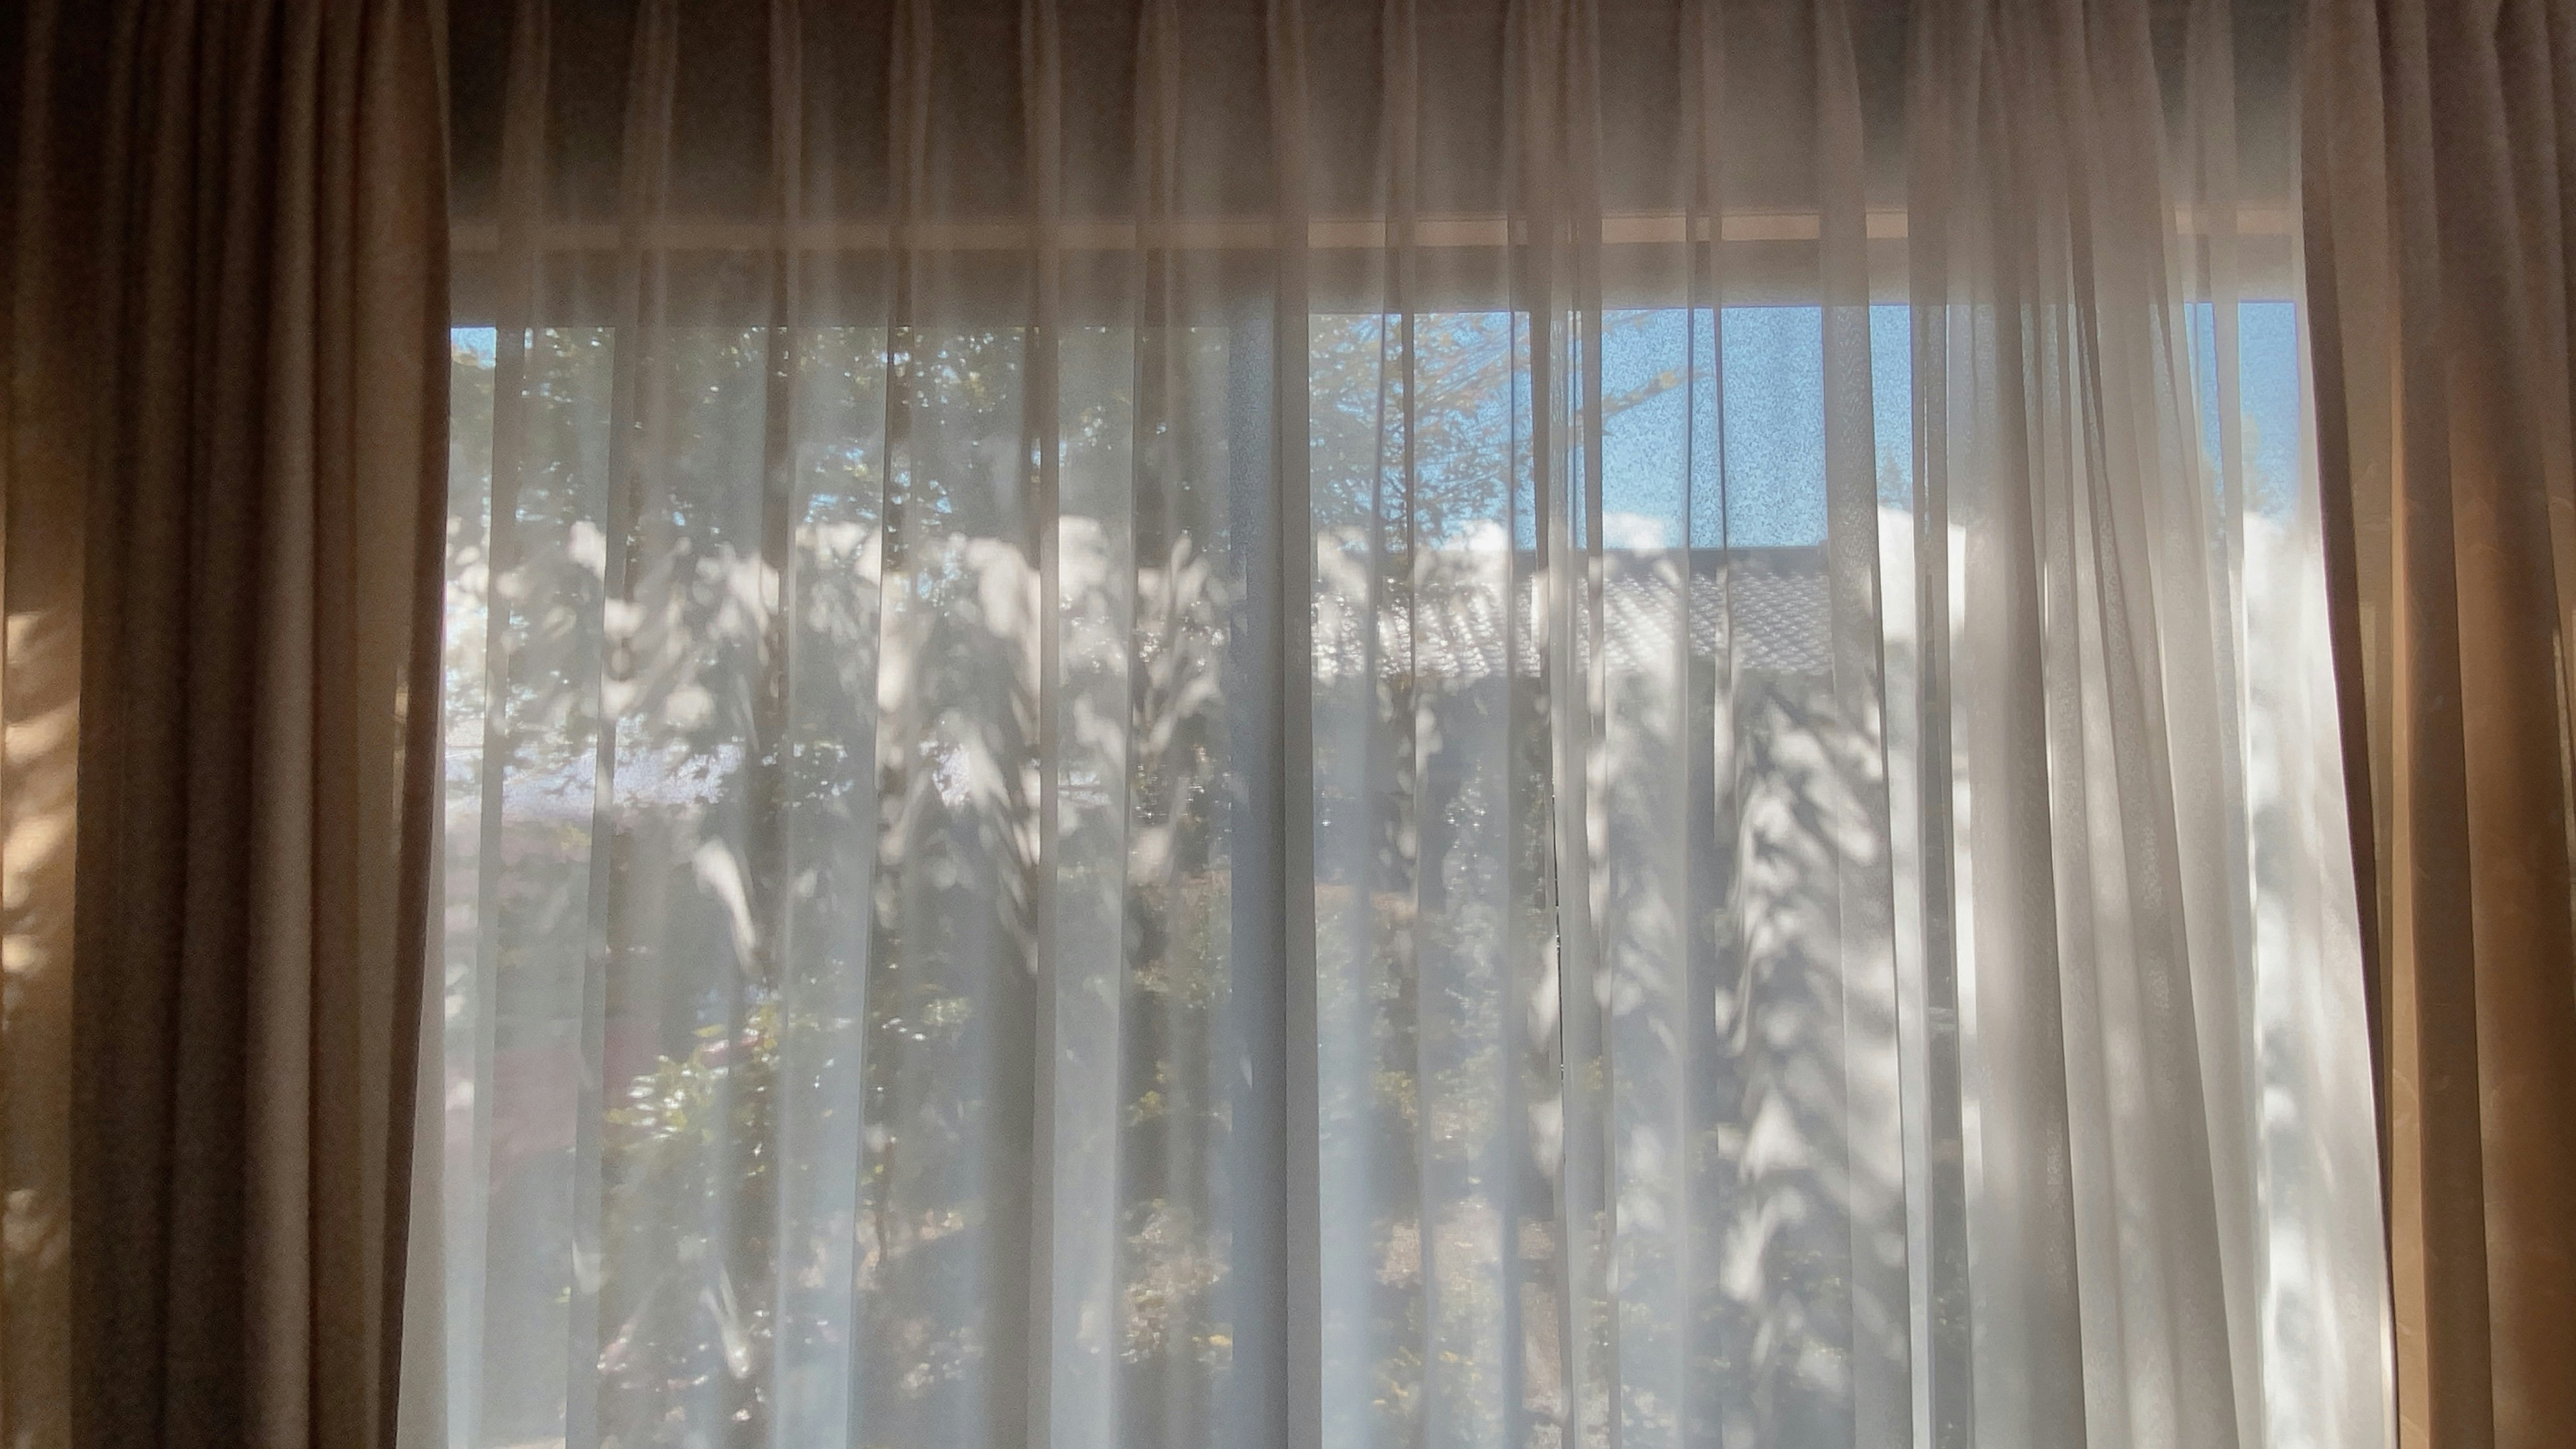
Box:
[1,1,450,1446]
[2304,0,2576,1446]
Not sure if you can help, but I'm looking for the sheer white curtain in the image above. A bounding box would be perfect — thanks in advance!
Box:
[401,3,2388,1448]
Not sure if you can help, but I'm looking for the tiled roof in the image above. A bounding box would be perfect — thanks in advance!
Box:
[1313,547,1832,682]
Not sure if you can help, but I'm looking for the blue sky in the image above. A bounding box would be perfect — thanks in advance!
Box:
[1600,302,2304,549]
[457,299,2306,551]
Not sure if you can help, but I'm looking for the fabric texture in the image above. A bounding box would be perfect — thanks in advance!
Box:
[1,3,103,1444]
[410,2,2387,1448]
[2303,1,2576,1446]
[2,1,451,1446]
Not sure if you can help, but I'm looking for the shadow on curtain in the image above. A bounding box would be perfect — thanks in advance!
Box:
[404,4,2387,1449]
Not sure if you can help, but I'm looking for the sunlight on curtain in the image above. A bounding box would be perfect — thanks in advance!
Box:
[405,3,2388,1448]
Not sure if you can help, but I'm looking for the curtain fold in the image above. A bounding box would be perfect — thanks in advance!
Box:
[2303,1,2576,1446]
[1,4,103,1445]
[3,1,451,1446]
[414,2,2387,1447]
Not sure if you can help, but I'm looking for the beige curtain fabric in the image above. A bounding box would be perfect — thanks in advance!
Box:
[1,1,451,1446]
[410,3,2387,1448]
[1,5,103,1446]
[2303,2,2576,1448]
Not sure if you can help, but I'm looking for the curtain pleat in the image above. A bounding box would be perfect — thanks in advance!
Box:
[1,1,450,1447]
[1,3,104,1445]
[411,3,2387,1448]
[2304,1,2576,1446]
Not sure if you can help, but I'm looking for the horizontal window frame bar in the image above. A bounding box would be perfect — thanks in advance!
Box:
[451,205,2292,254]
